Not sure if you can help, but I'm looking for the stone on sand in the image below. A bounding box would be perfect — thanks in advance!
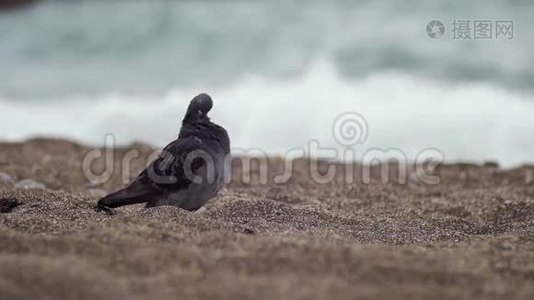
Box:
[14,179,46,190]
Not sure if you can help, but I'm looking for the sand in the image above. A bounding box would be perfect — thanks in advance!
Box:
[0,138,533,299]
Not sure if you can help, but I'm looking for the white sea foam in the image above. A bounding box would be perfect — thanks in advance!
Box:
[2,62,533,168]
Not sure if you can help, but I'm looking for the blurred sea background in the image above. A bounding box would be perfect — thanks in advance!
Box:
[0,0,533,167]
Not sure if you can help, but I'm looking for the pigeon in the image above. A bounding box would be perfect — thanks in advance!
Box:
[97,93,230,211]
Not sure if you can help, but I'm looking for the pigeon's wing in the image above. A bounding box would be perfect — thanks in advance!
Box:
[97,136,206,209]
[137,136,206,190]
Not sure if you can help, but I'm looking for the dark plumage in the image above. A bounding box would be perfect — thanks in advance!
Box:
[97,93,230,211]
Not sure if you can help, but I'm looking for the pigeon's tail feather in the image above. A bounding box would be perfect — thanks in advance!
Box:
[97,182,156,209]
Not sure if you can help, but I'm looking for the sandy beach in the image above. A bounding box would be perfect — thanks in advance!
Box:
[0,138,533,299]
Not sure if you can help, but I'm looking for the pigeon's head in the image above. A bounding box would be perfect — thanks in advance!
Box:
[184,93,213,122]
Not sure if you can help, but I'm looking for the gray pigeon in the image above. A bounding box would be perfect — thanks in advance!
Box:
[97,93,230,211]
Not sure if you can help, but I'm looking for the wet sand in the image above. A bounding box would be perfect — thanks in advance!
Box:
[0,138,533,299]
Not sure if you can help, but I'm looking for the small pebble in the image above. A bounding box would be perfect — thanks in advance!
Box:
[14,179,47,190]
[0,197,20,213]
[0,172,12,183]
[243,228,255,235]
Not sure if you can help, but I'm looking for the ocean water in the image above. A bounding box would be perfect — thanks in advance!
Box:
[1,0,533,167]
